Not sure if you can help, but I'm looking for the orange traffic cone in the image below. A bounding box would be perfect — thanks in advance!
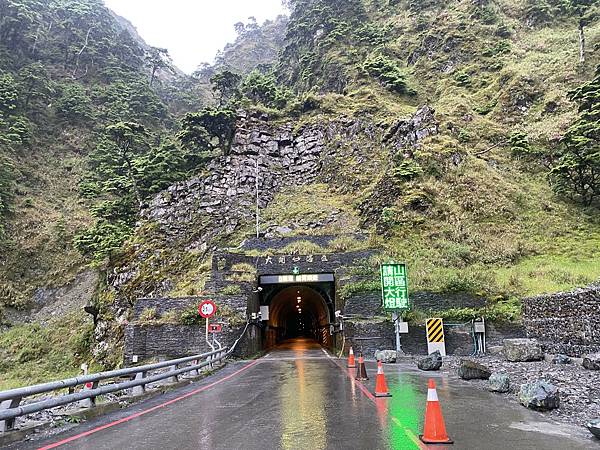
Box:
[374,360,392,397]
[355,353,369,381]
[347,347,356,368]
[420,379,453,445]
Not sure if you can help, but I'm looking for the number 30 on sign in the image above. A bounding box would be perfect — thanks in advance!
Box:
[198,300,217,318]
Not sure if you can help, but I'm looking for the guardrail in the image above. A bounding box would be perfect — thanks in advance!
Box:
[0,346,230,433]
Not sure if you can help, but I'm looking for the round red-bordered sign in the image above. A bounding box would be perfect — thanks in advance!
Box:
[198,300,217,318]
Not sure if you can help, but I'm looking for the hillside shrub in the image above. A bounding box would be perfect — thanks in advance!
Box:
[363,55,414,94]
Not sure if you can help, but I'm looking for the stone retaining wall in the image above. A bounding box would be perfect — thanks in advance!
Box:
[523,284,600,356]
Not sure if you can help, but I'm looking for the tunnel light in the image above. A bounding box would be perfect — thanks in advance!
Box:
[297,299,301,303]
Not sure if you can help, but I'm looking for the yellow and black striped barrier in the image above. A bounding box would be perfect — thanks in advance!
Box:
[426,318,446,356]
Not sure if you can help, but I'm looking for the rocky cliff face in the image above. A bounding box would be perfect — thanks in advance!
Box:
[94,107,438,362]
[145,112,326,243]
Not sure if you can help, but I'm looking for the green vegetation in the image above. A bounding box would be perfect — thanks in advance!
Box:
[1,0,600,378]
[0,312,95,390]
[339,280,380,301]
[363,55,414,95]
[138,307,159,324]
[550,65,600,206]
[222,285,243,295]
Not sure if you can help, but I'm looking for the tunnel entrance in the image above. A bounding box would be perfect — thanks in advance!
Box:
[258,274,334,349]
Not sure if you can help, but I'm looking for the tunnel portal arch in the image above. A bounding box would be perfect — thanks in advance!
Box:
[259,279,335,349]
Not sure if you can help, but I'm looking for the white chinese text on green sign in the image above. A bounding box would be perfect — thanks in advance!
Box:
[380,263,409,310]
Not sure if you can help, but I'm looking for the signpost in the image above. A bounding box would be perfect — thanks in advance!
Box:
[198,300,217,349]
[380,263,410,355]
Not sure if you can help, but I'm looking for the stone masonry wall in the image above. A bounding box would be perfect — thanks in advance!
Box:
[124,294,253,364]
[523,284,600,356]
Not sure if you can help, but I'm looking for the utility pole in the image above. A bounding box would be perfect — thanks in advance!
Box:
[255,158,260,238]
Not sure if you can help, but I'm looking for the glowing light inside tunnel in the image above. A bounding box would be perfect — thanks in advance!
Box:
[265,286,331,347]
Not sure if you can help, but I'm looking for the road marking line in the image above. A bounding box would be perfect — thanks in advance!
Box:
[330,358,427,450]
[37,359,261,450]
[321,348,332,358]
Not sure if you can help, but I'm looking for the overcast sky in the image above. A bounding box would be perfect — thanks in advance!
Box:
[104,0,287,74]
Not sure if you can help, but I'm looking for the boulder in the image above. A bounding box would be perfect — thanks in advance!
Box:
[417,351,442,371]
[583,353,600,370]
[375,350,397,364]
[458,360,491,380]
[586,418,600,439]
[487,373,510,393]
[518,381,560,411]
[503,338,543,362]
[552,354,571,365]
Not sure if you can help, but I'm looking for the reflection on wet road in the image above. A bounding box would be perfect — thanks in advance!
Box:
[21,338,596,450]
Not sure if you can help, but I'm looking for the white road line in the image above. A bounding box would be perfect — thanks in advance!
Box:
[321,348,333,359]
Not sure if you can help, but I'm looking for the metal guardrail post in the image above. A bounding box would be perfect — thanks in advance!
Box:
[80,381,99,408]
[168,365,179,383]
[131,372,147,397]
[0,398,21,432]
[190,360,200,376]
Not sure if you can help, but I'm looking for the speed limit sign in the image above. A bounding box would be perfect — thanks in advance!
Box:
[198,300,217,318]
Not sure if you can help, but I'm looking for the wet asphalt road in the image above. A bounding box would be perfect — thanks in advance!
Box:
[12,338,599,450]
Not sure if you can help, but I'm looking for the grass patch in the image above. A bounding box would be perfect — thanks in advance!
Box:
[259,183,361,236]
[280,240,326,255]
[0,311,95,390]
[339,279,380,300]
[221,285,243,295]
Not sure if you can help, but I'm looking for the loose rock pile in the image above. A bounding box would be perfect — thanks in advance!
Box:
[376,350,397,364]
[445,353,600,429]
[503,338,543,362]
[488,373,510,393]
[583,353,600,371]
[458,360,491,380]
[518,380,560,411]
[417,351,443,371]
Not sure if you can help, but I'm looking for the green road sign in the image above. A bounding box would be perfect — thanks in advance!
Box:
[380,263,409,310]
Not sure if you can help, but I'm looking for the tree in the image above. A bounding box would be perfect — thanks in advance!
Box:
[525,0,554,26]
[135,140,190,195]
[0,73,31,145]
[363,54,414,94]
[55,83,94,122]
[210,71,242,107]
[146,47,173,86]
[178,108,237,154]
[0,0,42,52]
[570,0,596,63]
[0,74,19,115]
[549,66,600,206]
[89,122,149,210]
[240,70,291,108]
[78,126,200,259]
[17,63,52,111]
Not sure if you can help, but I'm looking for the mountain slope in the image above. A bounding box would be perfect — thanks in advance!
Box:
[1,0,600,385]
